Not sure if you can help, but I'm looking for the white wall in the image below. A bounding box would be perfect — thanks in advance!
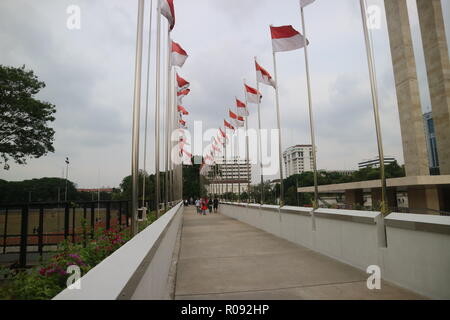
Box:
[220,203,450,299]
[53,203,184,300]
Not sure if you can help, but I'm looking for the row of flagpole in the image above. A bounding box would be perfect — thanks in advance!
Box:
[130,0,388,232]
[130,0,192,236]
[199,0,387,214]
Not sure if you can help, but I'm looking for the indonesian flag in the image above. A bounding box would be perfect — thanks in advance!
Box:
[230,110,244,127]
[160,0,175,31]
[171,40,188,68]
[256,61,276,88]
[300,0,316,8]
[219,128,228,142]
[236,98,249,117]
[177,88,190,104]
[176,73,190,91]
[182,148,192,158]
[177,105,189,115]
[270,25,308,52]
[179,119,187,129]
[224,120,235,131]
[212,144,221,153]
[244,84,262,104]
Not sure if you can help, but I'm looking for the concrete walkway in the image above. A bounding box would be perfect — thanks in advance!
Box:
[174,206,423,300]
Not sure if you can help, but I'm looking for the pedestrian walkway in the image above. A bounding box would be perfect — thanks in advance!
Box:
[174,206,423,300]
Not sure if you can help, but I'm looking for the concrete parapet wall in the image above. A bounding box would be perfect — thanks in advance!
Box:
[53,202,184,300]
[220,202,450,299]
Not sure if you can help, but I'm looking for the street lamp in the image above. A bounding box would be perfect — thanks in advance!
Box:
[65,157,70,202]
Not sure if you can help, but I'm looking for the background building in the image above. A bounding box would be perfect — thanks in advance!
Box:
[207,157,251,195]
[423,112,439,173]
[358,156,397,170]
[283,145,314,178]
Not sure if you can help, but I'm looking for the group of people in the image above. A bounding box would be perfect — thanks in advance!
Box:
[184,197,219,215]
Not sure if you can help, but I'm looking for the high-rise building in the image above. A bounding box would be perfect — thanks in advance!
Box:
[423,112,439,172]
[282,145,314,178]
[358,156,397,170]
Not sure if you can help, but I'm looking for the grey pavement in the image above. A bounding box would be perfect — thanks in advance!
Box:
[174,206,424,300]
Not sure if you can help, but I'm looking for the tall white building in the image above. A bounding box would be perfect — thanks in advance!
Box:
[283,145,314,178]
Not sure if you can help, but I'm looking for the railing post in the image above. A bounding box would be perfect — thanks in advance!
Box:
[126,201,130,227]
[106,201,111,230]
[19,205,29,268]
[118,201,122,231]
[64,203,69,240]
[83,204,87,248]
[90,203,95,239]
[3,208,8,254]
[72,206,76,243]
[38,205,44,256]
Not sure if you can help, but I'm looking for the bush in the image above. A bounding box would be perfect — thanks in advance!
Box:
[1,211,159,300]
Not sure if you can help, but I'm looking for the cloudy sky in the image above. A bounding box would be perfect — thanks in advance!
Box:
[1,0,449,188]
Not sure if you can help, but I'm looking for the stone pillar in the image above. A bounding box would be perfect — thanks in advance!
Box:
[416,0,450,174]
[345,189,364,208]
[407,186,443,213]
[384,0,430,176]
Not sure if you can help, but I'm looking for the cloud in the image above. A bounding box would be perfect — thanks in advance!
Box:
[1,0,448,188]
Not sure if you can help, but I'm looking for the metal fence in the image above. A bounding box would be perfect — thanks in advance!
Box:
[0,199,156,267]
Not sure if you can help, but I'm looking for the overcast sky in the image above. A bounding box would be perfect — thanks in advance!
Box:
[1,0,449,188]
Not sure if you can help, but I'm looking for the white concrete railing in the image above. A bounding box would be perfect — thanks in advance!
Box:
[220,202,450,300]
[54,202,184,300]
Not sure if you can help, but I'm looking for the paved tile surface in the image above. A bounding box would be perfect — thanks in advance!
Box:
[174,207,424,300]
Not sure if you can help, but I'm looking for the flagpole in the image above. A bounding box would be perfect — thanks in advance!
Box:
[224,139,228,199]
[272,50,285,206]
[300,6,319,209]
[165,28,171,210]
[130,0,145,236]
[254,58,265,205]
[236,120,241,202]
[359,0,388,216]
[172,69,176,204]
[243,82,251,203]
[142,0,153,214]
[154,0,162,218]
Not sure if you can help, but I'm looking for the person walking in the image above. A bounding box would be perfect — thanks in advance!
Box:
[195,198,201,214]
[213,197,219,213]
[201,198,208,215]
[208,198,213,214]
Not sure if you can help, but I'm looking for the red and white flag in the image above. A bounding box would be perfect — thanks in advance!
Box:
[300,0,316,8]
[230,110,244,127]
[179,119,187,129]
[171,40,188,68]
[255,60,276,88]
[224,120,235,131]
[177,88,190,104]
[176,73,190,91]
[177,105,189,115]
[270,25,308,52]
[236,98,249,117]
[219,128,228,142]
[160,0,175,31]
[244,84,262,104]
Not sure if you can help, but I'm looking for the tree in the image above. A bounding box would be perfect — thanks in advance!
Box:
[0,65,56,170]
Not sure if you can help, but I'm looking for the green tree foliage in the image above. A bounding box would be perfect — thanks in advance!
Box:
[182,159,207,199]
[0,65,56,170]
[0,177,119,204]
